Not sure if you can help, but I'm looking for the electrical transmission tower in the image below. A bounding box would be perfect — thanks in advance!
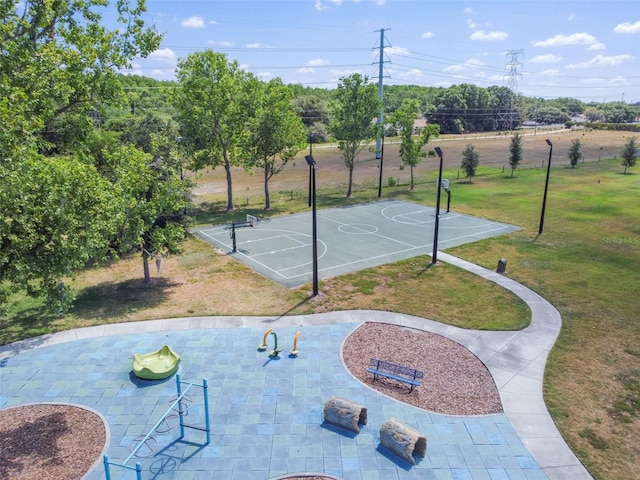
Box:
[373,28,391,159]
[497,49,524,131]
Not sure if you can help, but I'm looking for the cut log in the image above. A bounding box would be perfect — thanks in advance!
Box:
[323,396,367,434]
[379,417,427,464]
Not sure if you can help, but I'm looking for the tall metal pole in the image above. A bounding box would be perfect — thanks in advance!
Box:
[539,139,553,234]
[375,28,387,159]
[305,155,319,296]
[377,134,385,197]
[308,141,313,207]
[432,147,444,265]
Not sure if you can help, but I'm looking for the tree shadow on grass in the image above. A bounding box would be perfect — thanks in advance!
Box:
[71,277,179,320]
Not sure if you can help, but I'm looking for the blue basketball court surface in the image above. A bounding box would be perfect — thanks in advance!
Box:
[193,200,521,287]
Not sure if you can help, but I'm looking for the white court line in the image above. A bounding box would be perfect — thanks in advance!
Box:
[381,204,435,225]
[283,243,432,280]
[230,228,329,279]
[249,235,310,258]
[320,214,421,249]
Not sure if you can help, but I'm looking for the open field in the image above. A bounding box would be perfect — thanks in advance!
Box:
[3,129,639,479]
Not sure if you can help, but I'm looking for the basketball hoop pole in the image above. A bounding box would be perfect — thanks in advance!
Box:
[305,155,319,296]
[432,147,444,265]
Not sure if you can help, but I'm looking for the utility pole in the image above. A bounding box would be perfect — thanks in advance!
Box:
[497,49,524,130]
[374,28,390,160]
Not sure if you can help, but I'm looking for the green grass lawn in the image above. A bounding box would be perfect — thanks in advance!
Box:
[3,152,639,479]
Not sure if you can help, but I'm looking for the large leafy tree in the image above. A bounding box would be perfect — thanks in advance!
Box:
[0,0,165,311]
[173,50,256,211]
[330,73,381,198]
[0,0,161,152]
[390,99,440,190]
[242,78,307,209]
[0,153,123,311]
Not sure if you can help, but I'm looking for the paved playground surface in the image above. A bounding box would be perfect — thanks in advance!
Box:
[193,200,521,287]
[1,320,545,480]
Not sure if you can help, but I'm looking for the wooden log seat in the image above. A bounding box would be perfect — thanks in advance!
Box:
[323,396,368,434]
[379,417,427,464]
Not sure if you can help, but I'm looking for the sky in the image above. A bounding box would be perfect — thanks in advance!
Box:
[122,0,640,103]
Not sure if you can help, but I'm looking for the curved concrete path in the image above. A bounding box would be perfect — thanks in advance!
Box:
[0,253,592,480]
[437,252,592,480]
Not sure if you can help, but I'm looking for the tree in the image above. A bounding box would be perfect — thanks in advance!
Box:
[461,144,480,182]
[621,137,638,174]
[242,78,307,209]
[567,139,582,168]
[509,133,523,177]
[390,99,440,190]
[330,73,382,197]
[0,0,161,154]
[0,153,125,312]
[0,0,163,312]
[90,144,191,284]
[173,51,256,210]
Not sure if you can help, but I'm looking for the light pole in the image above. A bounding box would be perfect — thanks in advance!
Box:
[377,134,385,198]
[432,147,444,265]
[539,139,553,235]
[305,154,319,297]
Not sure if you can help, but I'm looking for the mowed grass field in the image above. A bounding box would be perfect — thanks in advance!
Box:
[3,129,639,479]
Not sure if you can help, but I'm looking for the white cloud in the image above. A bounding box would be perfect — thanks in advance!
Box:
[470,30,508,41]
[614,21,640,33]
[314,0,342,11]
[463,7,474,14]
[148,48,177,64]
[443,58,485,73]
[299,58,330,73]
[386,46,410,57]
[532,32,598,47]
[588,42,606,51]
[530,54,562,63]
[256,72,272,81]
[398,68,424,79]
[246,43,261,49]
[566,54,634,69]
[181,16,205,28]
[467,19,478,29]
[538,69,560,77]
[208,40,233,47]
[421,32,434,39]
[308,58,330,67]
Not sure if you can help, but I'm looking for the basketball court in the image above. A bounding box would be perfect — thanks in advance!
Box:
[193,199,521,288]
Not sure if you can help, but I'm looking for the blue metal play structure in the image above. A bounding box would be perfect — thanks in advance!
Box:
[103,375,210,480]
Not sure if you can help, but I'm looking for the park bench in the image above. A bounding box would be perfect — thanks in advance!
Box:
[367,358,423,392]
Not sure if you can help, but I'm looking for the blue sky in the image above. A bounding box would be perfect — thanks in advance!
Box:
[124,0,640,102]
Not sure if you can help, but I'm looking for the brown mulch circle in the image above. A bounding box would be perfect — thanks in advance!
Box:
[0,403,107,480]
[342,322,503,415]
